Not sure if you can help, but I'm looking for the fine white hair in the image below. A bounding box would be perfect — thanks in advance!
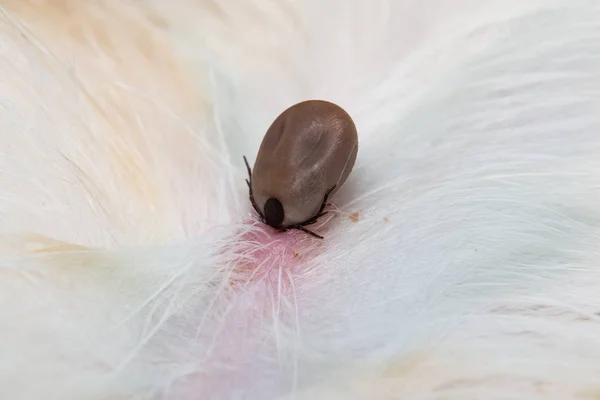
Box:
[1,0,600,399]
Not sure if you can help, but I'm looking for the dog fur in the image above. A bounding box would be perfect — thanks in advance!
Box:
[1,0,600,399]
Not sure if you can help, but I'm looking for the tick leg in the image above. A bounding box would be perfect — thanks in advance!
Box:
[249,188,262,219]
[243,155,263,219]
[298,211,328,227]
[243,156,253,179]
[316,185,337,215]
[294,226,324,240]
[295,185,336,228]
[290,185,337,237]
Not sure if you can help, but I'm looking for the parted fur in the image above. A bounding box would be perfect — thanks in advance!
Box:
[1,0,600,399]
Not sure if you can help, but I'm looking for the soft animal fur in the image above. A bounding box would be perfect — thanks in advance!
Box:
[2,0,600,399]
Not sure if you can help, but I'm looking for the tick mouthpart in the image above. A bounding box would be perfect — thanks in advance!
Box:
[263,197,285,227]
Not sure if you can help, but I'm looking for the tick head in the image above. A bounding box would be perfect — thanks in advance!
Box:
[263,197,285,227]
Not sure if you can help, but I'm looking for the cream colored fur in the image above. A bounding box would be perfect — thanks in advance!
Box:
[1,1,600,399]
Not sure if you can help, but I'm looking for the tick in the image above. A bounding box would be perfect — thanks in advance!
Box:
[243,99,358,239]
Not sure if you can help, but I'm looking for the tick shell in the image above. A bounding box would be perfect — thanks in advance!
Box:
[251,100,358,227]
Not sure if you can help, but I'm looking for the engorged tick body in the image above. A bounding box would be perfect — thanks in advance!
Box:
[243,99,358,239]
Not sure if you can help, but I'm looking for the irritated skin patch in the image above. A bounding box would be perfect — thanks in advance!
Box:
[174,218,329,395]
[229,219,323,289]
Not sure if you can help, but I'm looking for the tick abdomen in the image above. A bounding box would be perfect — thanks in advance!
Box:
[251,100,358,227]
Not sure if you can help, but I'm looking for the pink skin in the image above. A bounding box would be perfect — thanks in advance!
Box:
[171,216,331,397]
[230,218,324,288]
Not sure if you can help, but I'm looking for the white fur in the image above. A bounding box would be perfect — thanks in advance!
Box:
[1,0,600,399]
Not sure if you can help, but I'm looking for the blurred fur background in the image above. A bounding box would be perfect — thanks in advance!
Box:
[1,0,600,399]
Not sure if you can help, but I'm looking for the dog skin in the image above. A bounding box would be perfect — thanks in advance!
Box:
[1,0,600,399]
